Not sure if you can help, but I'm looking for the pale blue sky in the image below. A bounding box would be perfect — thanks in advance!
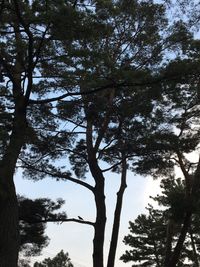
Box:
[15,168,161,267]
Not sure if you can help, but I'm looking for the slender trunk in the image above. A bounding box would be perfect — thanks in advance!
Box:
[90,164,106,267]
[189,227,199,267]
[93,182,106,267]
[86,120,106,267]
[167,212,192,267]
[107,159,127,267]
[0,97,27,266]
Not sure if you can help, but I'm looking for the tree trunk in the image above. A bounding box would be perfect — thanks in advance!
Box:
[107,159,127,267]
[0,179,19,267]
[166,212,191,267]
[93,184,106,267]
[86,119,106,267]
[89,159,106,267]
[0,98,27,266]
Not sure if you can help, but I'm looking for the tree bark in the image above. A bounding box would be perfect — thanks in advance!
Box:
[0,97,27,266]
[90,161,106,267]
[93,181,106,267]
[86,120,106,267]
[107,159,127,267]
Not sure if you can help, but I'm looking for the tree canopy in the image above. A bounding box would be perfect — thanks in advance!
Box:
[121,177,200,266]
[0,0,200,267]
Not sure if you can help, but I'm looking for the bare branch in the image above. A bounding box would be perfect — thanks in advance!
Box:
[29,217,95,227]
[102,160,123,173]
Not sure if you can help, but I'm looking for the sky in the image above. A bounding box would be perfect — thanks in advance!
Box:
[15,167,161,267]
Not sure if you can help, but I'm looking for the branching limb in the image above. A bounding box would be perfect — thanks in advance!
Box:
[176,150,191,194]
[19,158,94,192]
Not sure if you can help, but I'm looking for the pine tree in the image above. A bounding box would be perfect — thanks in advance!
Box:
[33,250,73,267]
[121,207,166,267]
[19,1,196,267]
[121,177,200,266]
[18,196,67,258]
[0,1,92,265]
[0,1,198,266]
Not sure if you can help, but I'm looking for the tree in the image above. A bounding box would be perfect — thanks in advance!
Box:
[18,196,67,259]
[0,1,96,265]
[33,250,73,267]
[121,178,200,266]
[153,177,200,267]
[18,1,196,267]
[0,1,197,266]
[17,196,67,266]
[121,207,167,267]
[131,49,200,266]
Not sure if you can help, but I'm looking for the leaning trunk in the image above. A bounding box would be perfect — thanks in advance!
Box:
[166,212,192,267]
[107,159,127,267]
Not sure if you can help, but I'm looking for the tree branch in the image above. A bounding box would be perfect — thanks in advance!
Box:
[176,150,191,194]
[29,217,95,227]
[19,158,94,192]
[28,68,200,105]
[94,89,115,151]
[33,24,51,69]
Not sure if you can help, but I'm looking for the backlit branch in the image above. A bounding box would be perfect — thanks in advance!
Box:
[31,217,95,227]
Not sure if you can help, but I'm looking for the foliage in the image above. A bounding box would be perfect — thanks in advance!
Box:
[19,196,67,258]
[121,177,200,266]
[0,0,199,266]
[121,206,167,266]
[18,258,31,267]
[33,250,73,267]
[10,1,200,267]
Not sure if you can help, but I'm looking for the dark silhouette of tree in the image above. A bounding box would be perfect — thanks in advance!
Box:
[17,196,67,266]
[0,1,198,266]
[18,196,67,258]
[20,1,178,266]
[0,1,105,265]
[121,207,167,267]
[121,178,200,266]
[133,53,200,267]
[33,250,73,267]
